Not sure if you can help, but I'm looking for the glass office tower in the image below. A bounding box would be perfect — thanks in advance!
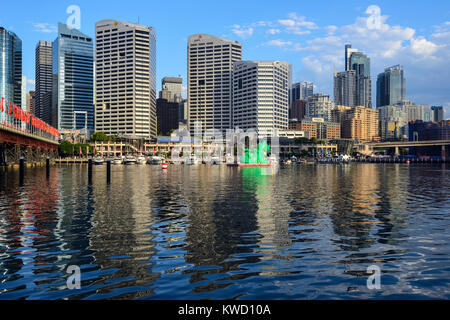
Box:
[52,23,94,134]
[377,65,406,108]
[0,27,22,107]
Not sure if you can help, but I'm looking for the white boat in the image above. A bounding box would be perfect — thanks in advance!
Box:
[123,156,137,165]
[137,155,146,164]
[186,154,199,165]
[112,157,123,165]
[211,156,223,165]
[147,156,164,165]
[269,154,278,165]
[226,155,235,165]
[94,157,104,165]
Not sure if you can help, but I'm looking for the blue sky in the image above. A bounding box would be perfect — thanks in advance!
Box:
[1,0,449,116]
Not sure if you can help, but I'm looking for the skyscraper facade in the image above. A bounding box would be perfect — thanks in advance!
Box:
[431,106,444,122]
[52,23,94,134]
[291,82,314,102]
[35,40,53,122]
[160,77,182,102]
[350,52,372,108]
[95,20,157,139]
[27,91,35,114]
[187,34,242,135]
[291,99,307,121]
[306,93,335,122]
[156,98,179,136]
[377,65,406,108]
[334,70,356,107]
[0,27,22,111]
[345,44,358,71]
[232,61,290,136]
[335,45,371,108]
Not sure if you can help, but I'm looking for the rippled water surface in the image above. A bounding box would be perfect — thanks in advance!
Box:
[0,164,449,299]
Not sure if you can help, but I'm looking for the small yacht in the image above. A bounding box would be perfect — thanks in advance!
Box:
[147,156,164,165]
[186,154,199,165]
[269,154,278,165]
[112,157,123,165]
[137,155,146,164]
[94,157,104,165]
[123,155,137,165]
[211,156,222,165]
[226,155,235,165]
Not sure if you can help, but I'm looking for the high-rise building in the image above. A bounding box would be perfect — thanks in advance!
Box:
[376,65,406,108]
[95,20,157,139]
[35,40,53,123]
[0,27,22,113]
[52,23,94,135]
[179,99,187,124]
[232,61,290,136]
[334,70,356,107]
[396,100,424,123]
[291,99,307,121]
[306,93,335,122]
[345,44,358,71]
[350,52,372,108]
[187,34,242,135]
[156,98,179,136]
[26,91,35,114]
[335,45,371,108]
[378,105,408,140]
[160,77,183,103]
[291,82,313,102]
[431,106,444,122]
[340,106,379,142]
[423,106,433,122]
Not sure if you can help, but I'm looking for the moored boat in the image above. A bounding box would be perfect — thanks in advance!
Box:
[137,155,146,164]
[94,157,104,165]
[123,156,137,165]
[147,156,164,165]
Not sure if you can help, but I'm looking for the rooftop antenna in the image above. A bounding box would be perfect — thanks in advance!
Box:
[138,16,140,24]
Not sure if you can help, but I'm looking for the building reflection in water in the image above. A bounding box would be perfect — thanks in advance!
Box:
[87,166,158,299]
[0,167,59,297]
[181,166,261,295]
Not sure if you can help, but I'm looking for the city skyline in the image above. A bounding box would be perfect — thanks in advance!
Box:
[0,0,449,118]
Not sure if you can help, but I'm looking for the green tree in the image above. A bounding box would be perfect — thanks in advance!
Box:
[90,132,109,142]
[59,140,73,157]
[300,150,309,157]
[310,137,318,145]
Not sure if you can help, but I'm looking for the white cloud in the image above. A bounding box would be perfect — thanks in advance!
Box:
[32,23,57,33]
[267,29,281,35]
[410,37,440,56]
[326,25,338,35]
[231,25,254,38]
[265,39,292,47]
[283,6,450,110]
[278,12,318,35]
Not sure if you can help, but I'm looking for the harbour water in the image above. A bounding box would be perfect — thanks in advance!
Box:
[0,163,449,299]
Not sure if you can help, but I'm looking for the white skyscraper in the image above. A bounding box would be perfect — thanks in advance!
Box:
[232,61,290,137]
[187,34,242,135]
[95,20,157,139]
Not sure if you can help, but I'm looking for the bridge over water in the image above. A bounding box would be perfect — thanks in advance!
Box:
[357,140,450,160]
[1,99,59,166]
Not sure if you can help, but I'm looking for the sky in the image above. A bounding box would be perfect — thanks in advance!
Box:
[1,0,449,117]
